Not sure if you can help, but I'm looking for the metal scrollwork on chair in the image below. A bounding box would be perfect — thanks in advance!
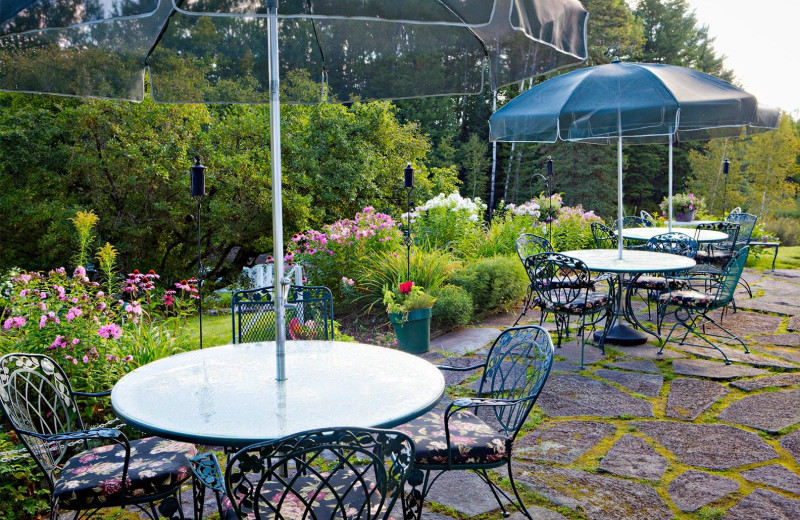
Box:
[513,233,553,326]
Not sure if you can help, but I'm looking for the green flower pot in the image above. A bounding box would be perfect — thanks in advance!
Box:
[389,307,432,354]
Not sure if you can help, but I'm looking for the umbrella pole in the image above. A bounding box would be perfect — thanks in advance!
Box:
[267,0,287,381]
[617,116,624,260]
[668,138,673,232]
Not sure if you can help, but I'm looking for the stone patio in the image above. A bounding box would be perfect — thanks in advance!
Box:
[148,268,800,520]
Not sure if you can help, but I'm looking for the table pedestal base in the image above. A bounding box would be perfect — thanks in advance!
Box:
[595,324,648,346]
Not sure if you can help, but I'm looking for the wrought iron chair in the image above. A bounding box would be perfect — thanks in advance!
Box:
[725,212,758,297]
[526,253,612,367]
[614,215,653,229]
[232,285,334,343]
[190,427,413,520]
[728,206,742,215]
[657,247,751,364]
[693,221,740,270]
[591,222,618,249]
[627,232,698,321]
[514,233,553,326]
[399,326,554,520]
[0,353,196,520]
[640,210,656,226]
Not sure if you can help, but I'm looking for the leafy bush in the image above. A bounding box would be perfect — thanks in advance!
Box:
[480,202,547,257]
[550,204,604,252]
[764,217,800,246]
[0,431,49,520]
[408,192,486,257]
[431,284,473,330]
[449,256,527,316]
[291,207,402,307]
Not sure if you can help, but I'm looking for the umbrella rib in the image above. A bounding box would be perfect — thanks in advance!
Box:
[143,1,182,67]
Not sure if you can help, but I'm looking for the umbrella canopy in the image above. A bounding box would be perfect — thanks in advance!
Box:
[0,0,589,380]
[489,59,776,258]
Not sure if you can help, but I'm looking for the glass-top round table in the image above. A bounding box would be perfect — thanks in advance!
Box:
[667,220,720,228]
[561,249,696,345]
[616,227,727,243]
[112,341,445,447]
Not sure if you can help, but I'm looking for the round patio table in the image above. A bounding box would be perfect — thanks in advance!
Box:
[616,227,727,243]
[112,341,445,447]
[667,220,720,228]
[561,249,696,346]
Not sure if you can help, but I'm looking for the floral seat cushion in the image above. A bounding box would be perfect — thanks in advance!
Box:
[658,290,715,308]
[631,275,689,291]
[53,436,196,510]
[397,409,507,466]
[534,292,609,314]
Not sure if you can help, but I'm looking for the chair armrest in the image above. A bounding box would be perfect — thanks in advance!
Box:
[437,363,484,372]
[73,390,112,398]
[26,427,127,444]
[190,452,226,494]
[443,397,523,423]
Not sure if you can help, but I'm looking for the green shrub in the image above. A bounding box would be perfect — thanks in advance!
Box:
[0,431,49,520]
[409,192,487,257]
[551,204,603,252]
[450,256,527,316]
[764,217,800,246]
[431,284,473,330]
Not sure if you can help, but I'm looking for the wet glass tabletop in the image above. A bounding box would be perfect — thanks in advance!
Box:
[560,249,696,274]
[111,341,445,447]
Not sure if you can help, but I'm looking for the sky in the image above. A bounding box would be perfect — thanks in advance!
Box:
[628,0,800,117]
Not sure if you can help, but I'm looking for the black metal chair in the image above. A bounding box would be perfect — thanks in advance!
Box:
[526,253,612,367]
[190,428,413,520]
[232,285,334,343]
[591,222,618,249]
[627,232,698,321]
[693,221,740,270]
[614,215,653,229]
[514,233,553,326]
[0,353,196,520]
[657,247,751,364]
[640,210,656,226]
[399,326,554,520]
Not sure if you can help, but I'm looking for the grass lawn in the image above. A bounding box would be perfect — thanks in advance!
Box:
[749,244,800,270]
[186,313,233,347]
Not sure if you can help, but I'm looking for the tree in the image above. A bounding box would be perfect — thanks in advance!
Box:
[460,134,490,201]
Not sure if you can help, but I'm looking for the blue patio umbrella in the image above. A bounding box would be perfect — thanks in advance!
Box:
[0,0,589,380]
[489,58,777,259]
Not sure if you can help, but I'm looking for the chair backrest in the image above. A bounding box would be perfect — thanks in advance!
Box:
[725,212,758,246]
[695,221,740,255]
[526,253,594,310]
[614,215,652,228]
[474,325,554,440]
[225,428,413,520]
[644,232,698,258]
[232,285,334,343]
[729,207,742,215]
[640,210,656,226]
[713,246,750,307]
[515,233,552,263]
[591,222,618,249]
[0,353,86,489]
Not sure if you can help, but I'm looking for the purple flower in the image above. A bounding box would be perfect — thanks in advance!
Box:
[97,323,122,339]
[66,307,83,322]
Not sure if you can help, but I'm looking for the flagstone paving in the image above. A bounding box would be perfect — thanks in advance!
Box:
[174,268,800,520]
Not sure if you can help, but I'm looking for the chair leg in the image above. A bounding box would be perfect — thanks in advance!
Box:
[513,287,533,326]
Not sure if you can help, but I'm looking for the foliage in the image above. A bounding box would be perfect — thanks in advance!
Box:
[70,210,99,271]
[550,204,605,252]
[409,192,487,256]
[291,207,403,307]
[383,281,436,316]
[431,284,473,330]
[764,217,800,246]
[449,256,527,316]
[357,249,458,314]
[95,242,119,298]
[480,202,545,258]
[0,266,197,423]
[0,432,49,520]
[659,192,705,219]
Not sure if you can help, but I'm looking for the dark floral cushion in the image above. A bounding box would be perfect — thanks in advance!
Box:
[535,292,609,314]
[631,276,689,291]
[53,436,196,510]
[229,471,392,520]
[658,290,714,308]
[695,249,732,263]
[396,409,507,466]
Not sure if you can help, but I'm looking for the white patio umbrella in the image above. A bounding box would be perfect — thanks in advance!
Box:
[0,0,589,379]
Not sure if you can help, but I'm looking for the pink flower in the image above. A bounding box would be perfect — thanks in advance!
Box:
[125,302,142,315]
[97,324,122,339]
[66,307,83,322]
[399,281,414,295]
[3,316,26,329]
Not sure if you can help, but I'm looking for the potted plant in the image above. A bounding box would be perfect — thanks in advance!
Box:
[659,193,705,222]
[384,281,436,354]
